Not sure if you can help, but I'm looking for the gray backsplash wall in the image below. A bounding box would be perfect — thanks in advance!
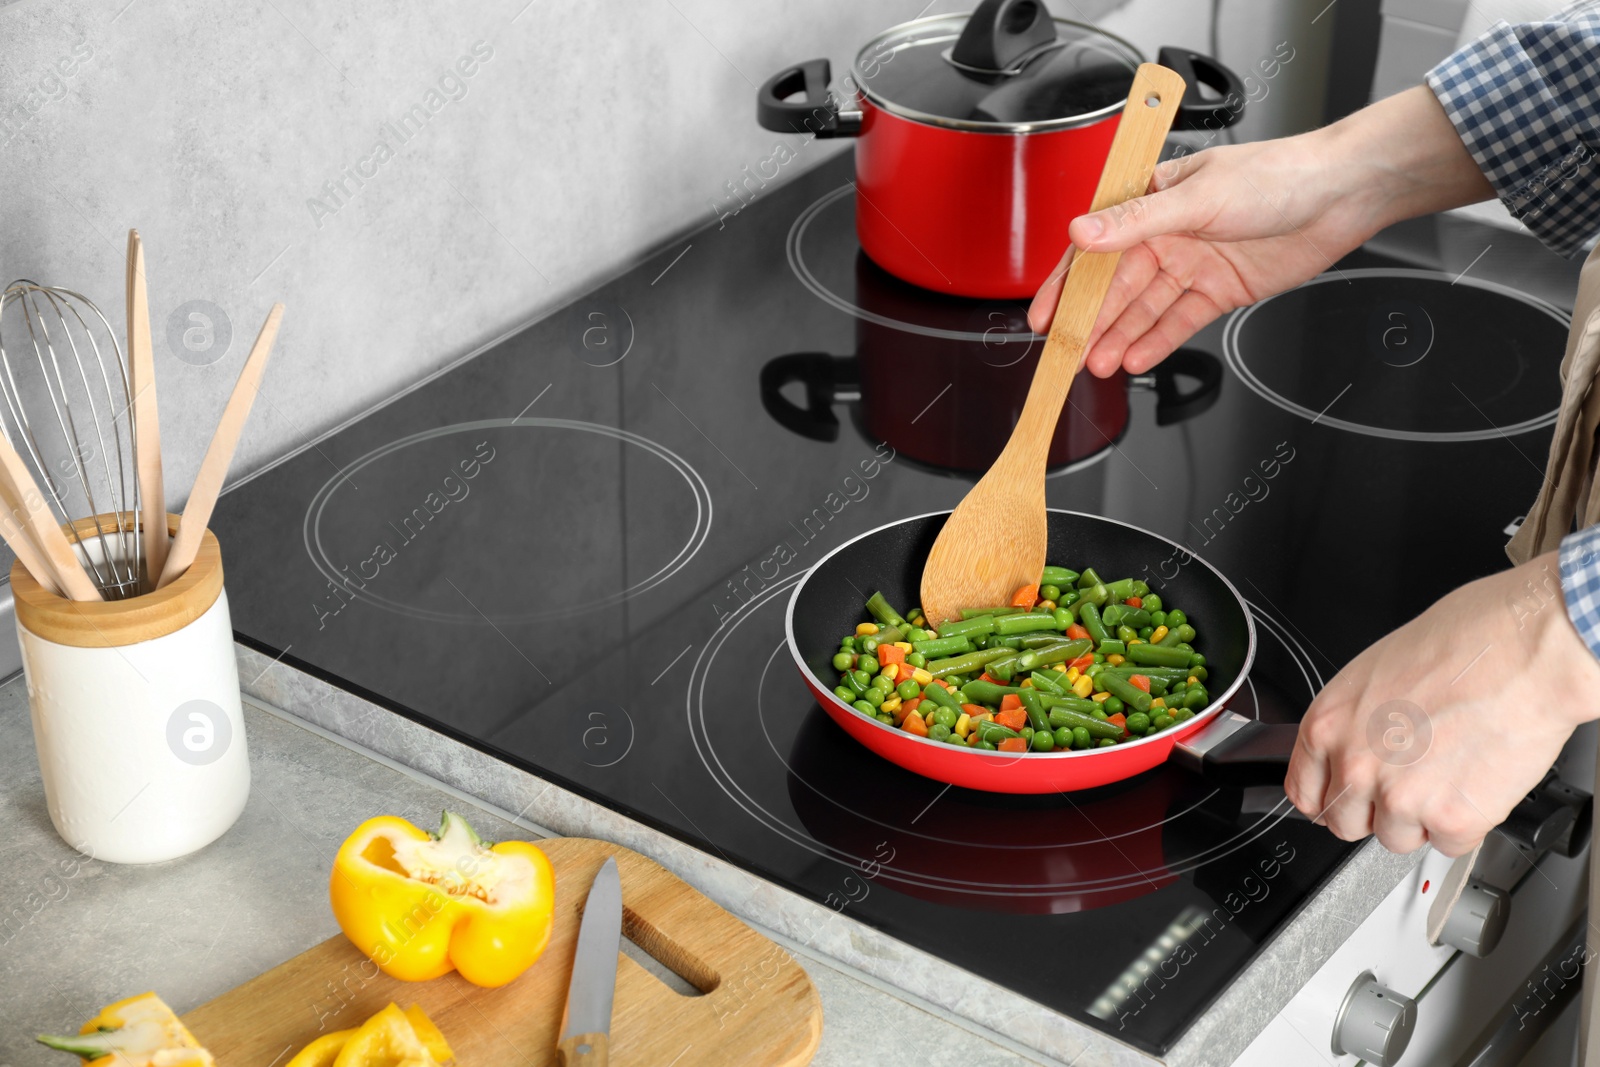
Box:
[0,0,1325,503]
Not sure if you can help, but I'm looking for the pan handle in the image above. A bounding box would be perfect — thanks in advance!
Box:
[759,353,861,441]
[1173,711,1298,789]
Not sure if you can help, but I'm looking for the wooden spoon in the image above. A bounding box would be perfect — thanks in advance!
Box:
[920,63,1186,627]
[127,230,169,588]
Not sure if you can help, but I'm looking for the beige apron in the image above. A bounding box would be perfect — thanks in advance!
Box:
[1504,238,1600,1060]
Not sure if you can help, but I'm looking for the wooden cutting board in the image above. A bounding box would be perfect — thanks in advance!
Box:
[183,838,822,1066]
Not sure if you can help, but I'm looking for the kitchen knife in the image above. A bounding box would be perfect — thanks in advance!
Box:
[558,856,622,1066]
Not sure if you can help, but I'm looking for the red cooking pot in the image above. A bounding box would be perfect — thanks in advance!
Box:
[757,0,1246,298]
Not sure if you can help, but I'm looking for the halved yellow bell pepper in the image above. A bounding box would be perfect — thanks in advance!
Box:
[36,992,214,1066]
[287,1004,452,1067]
[330,810,555,987]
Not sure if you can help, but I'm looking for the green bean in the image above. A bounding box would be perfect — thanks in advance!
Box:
[1016,638,1092,672]
[1116,608,1153,629]
[921,682,962,712]
[844,671,870,696]
[927,648,1010,678]
[1021,633,1066,648]
[865,591,907,629]
[1077,582,1109,608]
[1041,566,1078,587]
[994,612,1060,636]
[1080,603,1110,645]
[985,654,1019,683]
[961,679,1023,704]
[1099,665,1192,681]
[960,606,1023,619]
[1019,688,1051,734]
[1047,706,1123,739]
[1099,673,1153,712]
[1036,692,1101,715]
[1029,670,1066,696]
[978,721,1021,744]
[912,635,972,658]
[936,615,998,639]
[1096,639,1126,656]
[1128,643,1197,669]
[1076,568,1103,589]
[993,636,1026,650]
[1105,578,1136,601]
[1157,623,1194,647]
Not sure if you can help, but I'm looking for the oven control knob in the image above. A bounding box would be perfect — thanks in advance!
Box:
[1436,880,1510,958]
[1332,971,1415,1066]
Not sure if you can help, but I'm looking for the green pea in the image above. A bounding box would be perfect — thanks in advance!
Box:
[1040,584,1061,603]
[831,652,855,672]
[1031,729,1055,752]
[878,712,894,724]
[945,673,970,687]
[1091,708,1109,720]
[1116,624,1138,643]
[1020,726,1034,741]
[839,636,857,652]
[896,680,921,701]
[907,652,927,668]
[1151,713,1173,732]
[1190,653,1206,668]
[1098,738,1118,748]
[1142,594,1163,612]
[1072,726,1093,749]
[1138,626,1154,640]
[871,673,895,692]
[1104,696,1124,716]
[1172,708,1195,722]
[933,707,958,729]
[1053,606,1076,629]
[1053,726,1073,748]
[852,669,872,689]
[1150,610,1168,628]
[852,700,875,715]
[1125,712,1151,733]
[1191,667,1208,681]
[929,723,952,740]
[979,739,997,750]
[1131,579,1150,597]
[863,688,886,707]
[1184,686,1210,710]
[1166,609,1187,628]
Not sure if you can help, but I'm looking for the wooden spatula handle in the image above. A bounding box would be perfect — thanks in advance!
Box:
[557,1032,609,1065]
[1013,63,1187,451]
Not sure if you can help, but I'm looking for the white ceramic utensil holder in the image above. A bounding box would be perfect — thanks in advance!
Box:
[13,513,249,864]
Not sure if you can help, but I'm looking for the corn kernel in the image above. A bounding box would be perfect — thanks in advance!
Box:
[911,667,933,685]
[1093,691,1113,703]
[955,712,971,738]
[1054,663,1069,673]
[1066,667,1081,683]
[893,641,914,652]
[1038,600,1056,611]
[1151,698,1166,709]
[881,696,901,713]
[1020,678,1034,689]
[1150,625,1169,643]
[881,663,899,682]
[1106,654,1125,666]
[1187,676,1199,685]
[855,622,879,637]
[1072,675,1094,699]
[1127,639,1144,646]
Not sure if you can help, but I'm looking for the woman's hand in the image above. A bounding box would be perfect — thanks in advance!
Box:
[1285,552,1600,857]
[1028,86,1497,377]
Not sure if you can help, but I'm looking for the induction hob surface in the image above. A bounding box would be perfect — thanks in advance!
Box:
[212,152,1578,1055]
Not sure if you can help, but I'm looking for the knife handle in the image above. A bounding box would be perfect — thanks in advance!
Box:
[558,1032,609,1066]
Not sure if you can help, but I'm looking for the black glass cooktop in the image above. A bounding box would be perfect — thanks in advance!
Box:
[213,152,1577,1055]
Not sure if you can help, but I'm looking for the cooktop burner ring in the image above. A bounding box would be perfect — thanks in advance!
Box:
[302,418,712,625]
[1221,268,1569,443]
[788,185,1043,343]
[687,571,1320,902]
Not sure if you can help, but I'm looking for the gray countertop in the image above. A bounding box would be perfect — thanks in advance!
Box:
[0,675,1045,1067]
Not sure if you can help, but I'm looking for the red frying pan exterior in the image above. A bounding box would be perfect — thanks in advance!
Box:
[786,510,1256,794]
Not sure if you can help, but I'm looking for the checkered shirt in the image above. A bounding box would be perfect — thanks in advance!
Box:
[1561,524,1600,660]
[1427,0,1600,258]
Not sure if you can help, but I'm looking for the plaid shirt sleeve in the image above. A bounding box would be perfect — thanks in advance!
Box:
[1426,0,1600,257]
[1560,525,1600,660]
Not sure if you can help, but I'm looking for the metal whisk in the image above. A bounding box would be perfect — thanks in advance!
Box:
[0,281,144,599]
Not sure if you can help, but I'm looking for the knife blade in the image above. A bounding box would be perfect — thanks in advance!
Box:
[558,855,622,1066]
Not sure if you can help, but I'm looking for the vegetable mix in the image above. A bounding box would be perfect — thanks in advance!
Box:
[826,566,1214,754]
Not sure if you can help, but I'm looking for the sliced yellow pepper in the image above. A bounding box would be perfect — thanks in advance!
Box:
[287,1005,453,1067]
[330,811,555,988]
[35,992,214,1066]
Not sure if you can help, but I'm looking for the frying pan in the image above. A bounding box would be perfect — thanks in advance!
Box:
[786,509,1298,794]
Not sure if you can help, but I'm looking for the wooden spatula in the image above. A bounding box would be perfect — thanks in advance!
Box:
[127,230,168,588]
[920,63,1186,627]
[156,303,283,589]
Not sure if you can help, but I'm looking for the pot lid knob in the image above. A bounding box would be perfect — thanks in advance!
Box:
[950,0,1057,72]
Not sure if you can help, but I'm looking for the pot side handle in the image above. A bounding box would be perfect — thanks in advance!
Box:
[759,353,860,442]
[1129,347,1223,426]
[757,59,862,138]
[1157,47,1248,132]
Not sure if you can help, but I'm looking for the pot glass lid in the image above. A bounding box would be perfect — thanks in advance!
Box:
[854,5,1141,130]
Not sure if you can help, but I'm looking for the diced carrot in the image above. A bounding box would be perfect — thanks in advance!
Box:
[998,737,1028,753]
[1125,596,1143,608]
[933,679,953,690]
[902,710,929,736]
[966,731,981,746]
[1108,713,1126,729]
[1066,624,1091,641]
[891,698,918,725]
[879,644,907,665]
[1129,674,1151,693]
[999,693,1024,712]
[961,704,988,718]
[977,672,998,684]
[995,708,1027,731]
[1011,584,1039,609]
